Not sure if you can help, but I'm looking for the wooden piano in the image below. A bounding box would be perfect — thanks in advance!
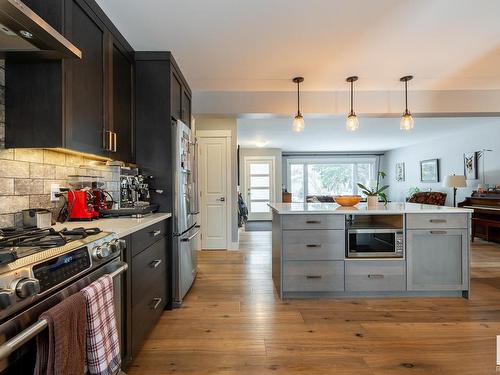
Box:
[459,190,500,243]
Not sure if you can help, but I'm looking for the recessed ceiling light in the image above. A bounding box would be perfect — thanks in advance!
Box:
[255,140,268,148]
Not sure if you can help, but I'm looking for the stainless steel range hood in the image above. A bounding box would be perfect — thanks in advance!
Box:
[0,0,81,59]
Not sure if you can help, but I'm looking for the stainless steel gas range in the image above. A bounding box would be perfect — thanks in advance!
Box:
[0,227,127,374]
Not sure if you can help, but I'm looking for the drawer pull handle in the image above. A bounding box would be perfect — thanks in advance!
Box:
[306,220,321,224]
[151,297,162,310]
[151,230,162,237]
[150,259,162,268]
[306,275,322,279]
[429,219,447,223]
[306,244,321,248]
[368,274,384,279]
[430,231,447,235]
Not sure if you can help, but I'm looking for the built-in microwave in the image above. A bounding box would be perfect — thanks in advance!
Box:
[347,228,404,258]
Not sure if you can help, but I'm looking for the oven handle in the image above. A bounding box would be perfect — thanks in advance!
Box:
[0,262,128,361]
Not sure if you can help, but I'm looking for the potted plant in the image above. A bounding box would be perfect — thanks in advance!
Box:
[406,186,420,201]
[357,171,389,207]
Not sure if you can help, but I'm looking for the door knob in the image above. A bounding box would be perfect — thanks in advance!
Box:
[217,197,225,202]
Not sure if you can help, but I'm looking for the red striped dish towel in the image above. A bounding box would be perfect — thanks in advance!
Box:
[81,275,121,375]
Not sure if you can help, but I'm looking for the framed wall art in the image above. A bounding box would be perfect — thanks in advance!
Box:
[463,152,478,180]
[395,162,405,182]
[420,159,440,182]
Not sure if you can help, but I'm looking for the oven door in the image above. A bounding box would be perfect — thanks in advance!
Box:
[347,229,404,258]
[0,259,127,374]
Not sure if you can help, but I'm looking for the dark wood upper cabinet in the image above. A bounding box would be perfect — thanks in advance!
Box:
[170,71,182,122]
[112,43,134,162]
[182,88,191,127]
[5,0,135,161]
[170,68,192,127]
[135,51,192,213]
[64,0,107,155]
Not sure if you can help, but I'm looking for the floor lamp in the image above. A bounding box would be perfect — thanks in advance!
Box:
[443,175,467,207]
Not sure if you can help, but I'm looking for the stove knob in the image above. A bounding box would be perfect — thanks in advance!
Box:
[92,245,110,260]
[15,278,40,299]
[109,239,126,253]
[0,289,12,309]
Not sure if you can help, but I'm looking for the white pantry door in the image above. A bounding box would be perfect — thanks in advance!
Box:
[245,158,274,221]
[198,136,228,249]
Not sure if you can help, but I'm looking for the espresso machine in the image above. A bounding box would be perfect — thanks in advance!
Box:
[100,168,158,217]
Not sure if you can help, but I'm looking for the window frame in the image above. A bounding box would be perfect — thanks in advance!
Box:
[286,157,377,202]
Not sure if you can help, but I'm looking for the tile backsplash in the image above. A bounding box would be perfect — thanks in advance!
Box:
[0,60,120,227]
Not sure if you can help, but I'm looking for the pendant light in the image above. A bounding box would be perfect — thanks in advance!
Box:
[400,75,414,131]
[346,76,359,132]
[292,77,305,132]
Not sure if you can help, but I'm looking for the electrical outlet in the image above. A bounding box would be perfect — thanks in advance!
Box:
[50,184,61,202]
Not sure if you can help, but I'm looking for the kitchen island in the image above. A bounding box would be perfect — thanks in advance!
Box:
[270,202,473,299]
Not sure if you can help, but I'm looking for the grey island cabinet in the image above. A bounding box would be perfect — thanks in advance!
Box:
[270,202,473,299]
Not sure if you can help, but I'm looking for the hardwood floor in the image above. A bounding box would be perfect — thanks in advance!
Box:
[128,232,500,375]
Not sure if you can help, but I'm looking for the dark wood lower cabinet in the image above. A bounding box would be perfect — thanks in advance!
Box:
[131,237,167,355]
[122,218,171,368]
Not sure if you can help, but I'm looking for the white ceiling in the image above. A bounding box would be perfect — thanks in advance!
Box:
[237,117,499,152]
[97,0,500,92]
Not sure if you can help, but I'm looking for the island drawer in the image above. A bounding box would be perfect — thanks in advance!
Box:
[283,230,345,260]
[283,261,344,292]
[406,214,468,230]
[282,215,344,230]
[345,260,406,292]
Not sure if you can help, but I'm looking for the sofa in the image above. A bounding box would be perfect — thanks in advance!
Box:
[407,192,447,206]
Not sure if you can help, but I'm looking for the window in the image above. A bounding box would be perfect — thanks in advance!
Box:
[287,157,377,202]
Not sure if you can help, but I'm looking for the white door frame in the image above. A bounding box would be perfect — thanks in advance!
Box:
[196,129,235,250]
[243,155,275,221]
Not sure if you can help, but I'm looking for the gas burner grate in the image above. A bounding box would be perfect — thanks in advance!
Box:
[0,227,102,249]
[0,227,102,265]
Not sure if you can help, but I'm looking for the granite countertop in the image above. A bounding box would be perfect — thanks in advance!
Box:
[269,202,473,215]
[53,212,172,237]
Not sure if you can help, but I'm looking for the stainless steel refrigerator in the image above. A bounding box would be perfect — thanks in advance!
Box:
[172,119,199,307]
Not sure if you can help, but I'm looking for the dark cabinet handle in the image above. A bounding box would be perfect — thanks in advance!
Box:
[306,244,321,248]
[103,130,113,151]
[150,297,162,310]
[149,259,162,268]
[306,275,322,279]
[306,220,321,224]
[430,231,447,235]
[151,229,161,237]
[368,274,384,279]
[430,219,447,223]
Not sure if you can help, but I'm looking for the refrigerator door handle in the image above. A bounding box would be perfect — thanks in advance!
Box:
[181,229,200,242]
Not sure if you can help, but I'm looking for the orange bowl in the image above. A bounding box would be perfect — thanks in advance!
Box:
[334,195,362,207]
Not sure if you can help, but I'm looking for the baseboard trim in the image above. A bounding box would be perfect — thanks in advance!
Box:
[228,241,239,250]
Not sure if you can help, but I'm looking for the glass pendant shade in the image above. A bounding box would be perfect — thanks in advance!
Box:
[292,113,305,132]
[345,76,359,131]
[400,75,414,131]
[291,77,305,132]
[346,113,359,132]
[400,111,414,130]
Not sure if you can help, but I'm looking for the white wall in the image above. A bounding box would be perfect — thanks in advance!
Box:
[196,117,239,245]
[382,120,500,206]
